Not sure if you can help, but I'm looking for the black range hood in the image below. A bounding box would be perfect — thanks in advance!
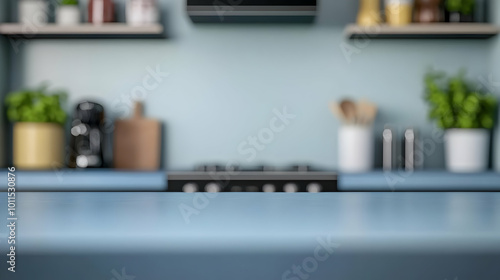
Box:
[187,0,317,23]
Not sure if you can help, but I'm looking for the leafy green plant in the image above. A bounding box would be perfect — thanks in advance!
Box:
[445,0,475,15]
[5,86,67,125]
[60,0,79,5]
[424,69,497,129]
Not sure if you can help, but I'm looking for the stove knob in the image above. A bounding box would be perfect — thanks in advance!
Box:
[182,183,198,193]
[205,183,221,193]
[262,184,276,192]
[246,186,259,192]
[306,183,322,193]
[231,186,243,192]
[284,183,299,193]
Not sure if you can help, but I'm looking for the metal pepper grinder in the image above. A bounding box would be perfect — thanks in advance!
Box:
[402,128,424,171]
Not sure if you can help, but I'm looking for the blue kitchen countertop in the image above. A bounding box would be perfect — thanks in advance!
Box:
[338,171,500,191]
[0,169,166,191]
[1,192,499,280]
[1,192,499,253]
[1,169,500,192]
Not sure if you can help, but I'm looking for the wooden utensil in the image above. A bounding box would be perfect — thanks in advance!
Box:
[329,102,347,123]
[357,99,378,125]
[355,100,366,125]
[340,99,357,124]
[113,102,161,171]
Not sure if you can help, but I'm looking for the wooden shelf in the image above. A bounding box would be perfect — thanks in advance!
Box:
[345,23,500,39]
[0,23,165,39]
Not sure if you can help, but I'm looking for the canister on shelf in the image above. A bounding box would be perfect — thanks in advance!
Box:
[402,128,424,171]
[126,0,159,26]
[357,0,382,26]
[88,0,115,24]
[382,127,395,171]
[414,0,441,23]
[339,125,374,173]
[18,0,49,25]
[385,0,413,26]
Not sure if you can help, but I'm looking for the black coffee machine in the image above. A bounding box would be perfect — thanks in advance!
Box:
[68,101,107,168]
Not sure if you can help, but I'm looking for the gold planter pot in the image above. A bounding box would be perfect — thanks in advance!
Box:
[13,122,64,170]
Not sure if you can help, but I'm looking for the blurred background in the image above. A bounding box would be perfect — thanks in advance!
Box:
[1,2,500,279]
[0,0,499,172]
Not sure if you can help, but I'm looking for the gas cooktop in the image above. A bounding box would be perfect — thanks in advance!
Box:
[167,164,337,193]
[193,164,320,172]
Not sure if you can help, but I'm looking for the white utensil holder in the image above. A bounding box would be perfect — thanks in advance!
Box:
[338,125,374,173]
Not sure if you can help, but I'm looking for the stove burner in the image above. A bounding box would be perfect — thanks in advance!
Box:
[290,165,313,172]
[196,164,240,172]
[262,184,276,192]
[169,165,337,193]
[247,165,276,172]
[195,164,314,172]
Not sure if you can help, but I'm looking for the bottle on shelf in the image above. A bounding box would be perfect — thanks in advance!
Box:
[414,0,441,23]
[88,0,115,24]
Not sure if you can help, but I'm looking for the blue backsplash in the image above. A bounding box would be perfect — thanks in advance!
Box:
[0,5,8,167]
[6,0,500,170]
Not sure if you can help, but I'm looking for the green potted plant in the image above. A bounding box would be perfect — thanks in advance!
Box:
[445,0,475,22]
[56,0,81,25]
[5,86,67,169]
[425,69,497,172]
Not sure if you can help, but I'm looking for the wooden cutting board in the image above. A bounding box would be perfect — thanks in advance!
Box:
[114,102,161,170]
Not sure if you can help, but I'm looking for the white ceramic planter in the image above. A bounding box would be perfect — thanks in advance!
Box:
[338,125,374,173]
[56,6,81,26]
[19,0,49,25]
[445,129,490,173]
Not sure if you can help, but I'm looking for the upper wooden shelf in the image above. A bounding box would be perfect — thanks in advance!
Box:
[345,23,500,39]
[0,23,165,39]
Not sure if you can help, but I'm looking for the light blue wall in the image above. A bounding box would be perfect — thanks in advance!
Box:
[0,1,8,167]
[491,1,500,172]
[17,0,496,170]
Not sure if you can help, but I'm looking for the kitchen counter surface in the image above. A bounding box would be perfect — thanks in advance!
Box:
[338,171,500,191]
[1,192,499,279]
[0,169,166,191]
[2,170,500,192]
[1,192,500,253]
